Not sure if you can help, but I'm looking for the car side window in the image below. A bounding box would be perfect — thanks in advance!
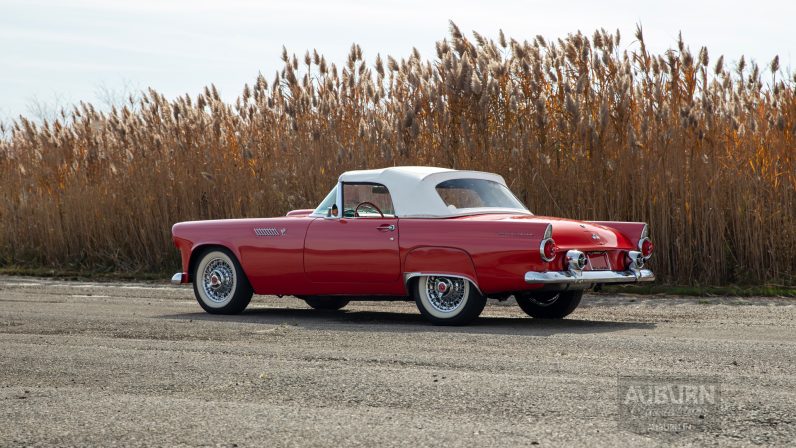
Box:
[342,183,395,218]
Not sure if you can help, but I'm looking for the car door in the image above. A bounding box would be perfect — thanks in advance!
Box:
[304,182,400,283]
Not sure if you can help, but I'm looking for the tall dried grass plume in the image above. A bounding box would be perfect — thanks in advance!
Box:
[0,23,793,286]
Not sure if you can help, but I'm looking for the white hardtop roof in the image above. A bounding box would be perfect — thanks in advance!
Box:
[338,166,531,218]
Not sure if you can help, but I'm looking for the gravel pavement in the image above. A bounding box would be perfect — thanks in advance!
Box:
[1,276,794,447]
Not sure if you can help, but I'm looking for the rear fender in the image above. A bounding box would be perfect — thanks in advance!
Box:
[403,247,480,294]
[587,221,648,247]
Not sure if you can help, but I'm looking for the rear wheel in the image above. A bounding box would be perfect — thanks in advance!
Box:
[303,296,350,311]
[192,248,252,314]
[515,290,583,319]
[414,276,486,325]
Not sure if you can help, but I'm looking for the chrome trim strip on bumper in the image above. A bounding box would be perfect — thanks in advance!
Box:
[524,269,655,285]
[171,273,185,285]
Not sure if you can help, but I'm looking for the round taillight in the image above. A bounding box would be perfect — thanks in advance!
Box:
[640,237,654,258]
[541,238,557,262]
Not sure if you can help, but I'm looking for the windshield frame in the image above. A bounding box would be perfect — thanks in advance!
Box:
[310,185,340,217]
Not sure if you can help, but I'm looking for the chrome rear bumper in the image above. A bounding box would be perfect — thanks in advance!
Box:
[171,272,186,285]
[524,269,655,285]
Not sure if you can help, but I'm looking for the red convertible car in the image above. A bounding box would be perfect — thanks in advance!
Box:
[171,167,654,325]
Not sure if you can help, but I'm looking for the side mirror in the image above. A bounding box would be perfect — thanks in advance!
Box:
[326,204,339,219]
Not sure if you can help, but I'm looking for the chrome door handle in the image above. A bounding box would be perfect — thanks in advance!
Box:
[377,224,395,232]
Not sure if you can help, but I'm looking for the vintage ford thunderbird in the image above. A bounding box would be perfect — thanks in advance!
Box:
[171,167,654,325]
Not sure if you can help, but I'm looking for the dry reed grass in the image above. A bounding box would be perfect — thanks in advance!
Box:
[0,24,793,285]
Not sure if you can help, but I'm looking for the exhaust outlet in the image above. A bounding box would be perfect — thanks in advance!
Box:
[566,250,587,271]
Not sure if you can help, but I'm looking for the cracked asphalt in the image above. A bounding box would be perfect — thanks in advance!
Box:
[0,276,794,447]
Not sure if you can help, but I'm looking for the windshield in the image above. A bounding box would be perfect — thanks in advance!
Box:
[435,179,528,211]
[312,186,338,216]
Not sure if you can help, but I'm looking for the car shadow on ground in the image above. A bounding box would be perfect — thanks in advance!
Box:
[161,306,656,336]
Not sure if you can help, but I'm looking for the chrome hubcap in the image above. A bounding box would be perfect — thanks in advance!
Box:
[202,258,234,303]
[426,276,466,313]
[209,270,226,287]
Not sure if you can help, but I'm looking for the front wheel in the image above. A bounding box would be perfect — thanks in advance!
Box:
[192,248,253,314]
[515,290,583,319]
[414,276,486,325]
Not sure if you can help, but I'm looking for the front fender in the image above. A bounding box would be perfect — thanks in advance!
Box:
[172,221,247,283]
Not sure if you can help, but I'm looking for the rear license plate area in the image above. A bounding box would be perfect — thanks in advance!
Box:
[588,253,611,270]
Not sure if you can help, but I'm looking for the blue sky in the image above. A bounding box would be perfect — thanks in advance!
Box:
[1,0,794,122]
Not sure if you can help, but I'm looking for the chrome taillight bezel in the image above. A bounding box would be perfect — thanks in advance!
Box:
[638,237,654,258]
[540,238,557,262]
[539,224,556,262]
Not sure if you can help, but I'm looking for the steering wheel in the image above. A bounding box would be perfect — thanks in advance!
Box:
[354,201,384,218]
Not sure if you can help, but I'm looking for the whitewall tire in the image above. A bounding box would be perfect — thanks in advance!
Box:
[414,275,486,325]
[192,248,252,314]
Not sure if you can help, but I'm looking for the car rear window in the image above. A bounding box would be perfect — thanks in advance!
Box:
[435,179,526,210]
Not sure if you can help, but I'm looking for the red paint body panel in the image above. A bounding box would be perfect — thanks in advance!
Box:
[587,221,646,244]
[304,217,400,283]
[403,247,479,286]
[397,217,549,293]
[172,213,649,297]
[238,218,310,294]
